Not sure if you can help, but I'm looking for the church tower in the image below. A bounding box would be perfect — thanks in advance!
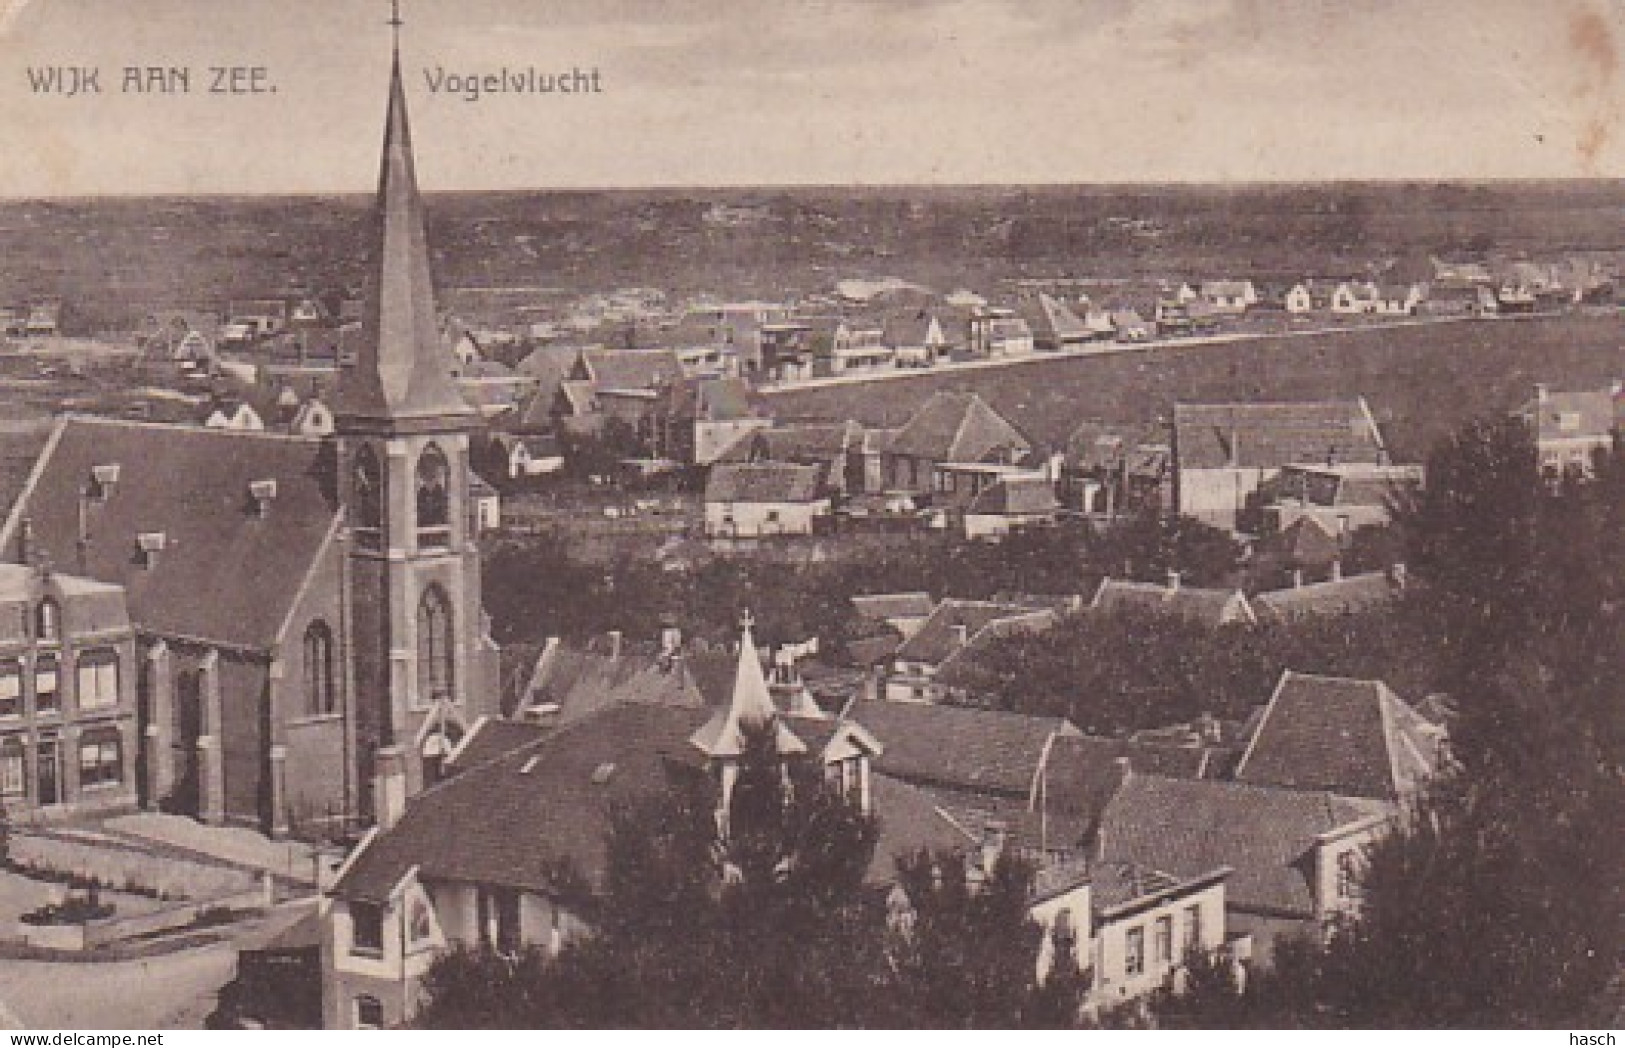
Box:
[335,27,494,823]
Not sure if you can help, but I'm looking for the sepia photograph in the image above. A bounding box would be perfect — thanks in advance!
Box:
[0,0,1620,1033]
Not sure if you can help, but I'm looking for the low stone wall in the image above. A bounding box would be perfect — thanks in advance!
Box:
[13,883,270,951]
[10,832,258,900]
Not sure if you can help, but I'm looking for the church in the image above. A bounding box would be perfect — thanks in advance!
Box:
[0,37,501,837]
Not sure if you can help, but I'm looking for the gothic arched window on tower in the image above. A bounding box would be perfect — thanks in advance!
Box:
[415,444,451,549]
[416,584,454,709]
[303,620,336,717]
[352,446,384,550]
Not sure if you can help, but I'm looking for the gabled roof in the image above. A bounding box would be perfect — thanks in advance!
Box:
[517,644,707,726]
[0,417,339,651]
[333,703,715,902]
[704,462,823,504]
[881,311,940,348]
[966,476,1059,516]
[332,700,961,902]
[851,591,936,622]
[1259,515,1341,568]
[1173,399,1387,471]
[1234,671,1444,800]
[932,609,1060,688]
[1039,734,1213,849]
[845,696,1076,797]
[1252,571,1401,622]
[1097,774,1388,917]
[1090,578,1254,628]
[895,598,1046,665]
[581,347,685,393]
[686,376,763,422]
[887,392,1030,463]
[716,421,863,467]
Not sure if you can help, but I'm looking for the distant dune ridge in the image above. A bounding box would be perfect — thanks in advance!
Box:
[2,181,1624,332]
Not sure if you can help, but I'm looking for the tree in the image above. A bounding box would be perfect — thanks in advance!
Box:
[415,723,1081,1028]
[1145,417,1625,1029]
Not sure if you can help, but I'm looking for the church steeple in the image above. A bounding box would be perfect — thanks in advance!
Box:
[337,22,472,432]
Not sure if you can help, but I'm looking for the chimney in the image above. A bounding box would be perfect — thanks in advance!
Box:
[1291,568,1304,589]
[1195,712,1222,744]
[16,517,31,566]
[90,463,120,500]
[660,626,682,655]
[1336,513,1350,539]
[1330,558,1344,582]
[1165,570,1181,592]
[1536,382,1550,404]
[1389,562,1409,589]
[136,531,166,570]
[372,745,407,831]
[951,623,970,647]
[608,630,623,660]
[979,821,1008,875]
[248,479,277,518]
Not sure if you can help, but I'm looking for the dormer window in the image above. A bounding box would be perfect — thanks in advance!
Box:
[35,598,59,643]
[415,444,451,548]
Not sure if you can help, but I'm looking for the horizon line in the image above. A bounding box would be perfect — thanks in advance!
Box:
[3,175,1625,204]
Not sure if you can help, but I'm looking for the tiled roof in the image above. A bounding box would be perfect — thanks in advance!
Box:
[966,476,1059,516]
[1097,774,1387,917]
[1173,399,1387,471]
[717,422,862,466]
[1038,734,1214,850]
[518,645,708,726]
[887,392,1030,463]
[932,610,1059,687]
[0,418,339,651]
[704,462,823,504]
[1517,387,1620,442]
[895,599,1044,665]
[582,348,685,392]
[1235,671,1444,800]
[1259,515,1341,568]
[446,717,554,773]
[333,702,965,902]
[845,696,1075,797]
[851,592,936,622]
[1090,578,1254,628]
[1252,572,1400,622]
[333,704,714,901]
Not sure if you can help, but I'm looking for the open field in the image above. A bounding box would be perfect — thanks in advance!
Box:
[763,313,1625,460]
[4,181,1625,332]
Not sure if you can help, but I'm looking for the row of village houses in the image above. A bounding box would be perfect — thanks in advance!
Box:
[117,248,1617,387]
[313,580,1448,1027]
[81,330,1621,550]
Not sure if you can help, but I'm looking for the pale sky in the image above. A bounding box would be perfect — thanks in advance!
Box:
[0,0,1622,196]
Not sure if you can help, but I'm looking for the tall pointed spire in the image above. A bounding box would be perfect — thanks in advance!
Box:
[337,10,473,431]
